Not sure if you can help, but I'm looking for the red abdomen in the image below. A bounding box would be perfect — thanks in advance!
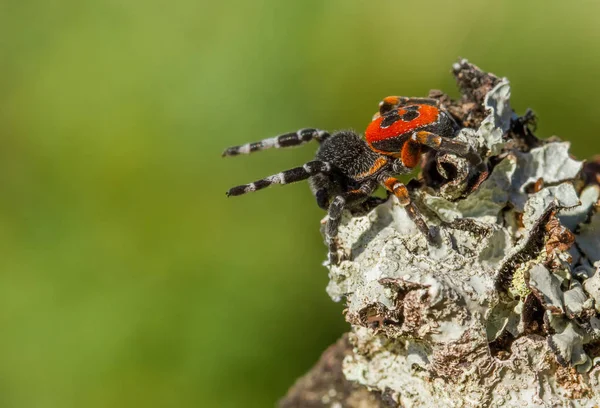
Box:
[365,104,440,154]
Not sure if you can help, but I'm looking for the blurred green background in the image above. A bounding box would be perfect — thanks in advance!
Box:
[1,0,599,407]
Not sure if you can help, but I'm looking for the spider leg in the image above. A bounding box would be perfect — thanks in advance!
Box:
[326,182,377,264]
[381,176,436,242]
[411,130,484,168]
[399,139,422,169]
[378,96,440,116]
[226,160,331,197]
[222,128,330,157]
[309,173,334,210]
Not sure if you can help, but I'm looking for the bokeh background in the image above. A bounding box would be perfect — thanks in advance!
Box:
[1,1,600,407]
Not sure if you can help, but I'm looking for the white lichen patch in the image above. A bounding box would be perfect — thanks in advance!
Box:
[478,79,512,156]
[529,264,564,313]
[324,71,600,407]
[560,185,599,232]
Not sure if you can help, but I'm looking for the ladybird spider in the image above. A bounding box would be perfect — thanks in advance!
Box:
[223,97,483,265]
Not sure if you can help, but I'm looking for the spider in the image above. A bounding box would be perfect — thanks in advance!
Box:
[223,96,483,264]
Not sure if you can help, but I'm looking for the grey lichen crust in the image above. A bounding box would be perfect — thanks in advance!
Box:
[325,61,600,408]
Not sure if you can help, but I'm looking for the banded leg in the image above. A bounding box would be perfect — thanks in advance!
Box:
[222,128,330,157]
[326,182,377,264]
[411,131,483,168]
[379,96,440,116]
[381,177,436,243]
[226,161,331,197]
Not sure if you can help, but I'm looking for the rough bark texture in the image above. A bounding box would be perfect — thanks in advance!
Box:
[280,60,600,408]
[279,334,396,408]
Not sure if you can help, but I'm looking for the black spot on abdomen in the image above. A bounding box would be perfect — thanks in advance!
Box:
[400,109,419,121]
[381,112,401,128]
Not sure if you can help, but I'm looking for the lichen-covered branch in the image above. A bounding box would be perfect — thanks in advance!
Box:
[280,60,600,408]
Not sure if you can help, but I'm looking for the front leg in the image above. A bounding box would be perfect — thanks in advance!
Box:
[326,183,376,264]
[411,130,484,170]
[381,176,438,243]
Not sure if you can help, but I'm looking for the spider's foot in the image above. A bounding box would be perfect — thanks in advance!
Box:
[329,251,350,265]
[328,242,351,265]
[328,251,340,265]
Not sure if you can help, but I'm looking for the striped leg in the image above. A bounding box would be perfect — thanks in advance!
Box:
[226,161,331,197]
[381,177,436,243]
[411,131,483,168]
[378,96,440,116]
[222,128,330,157]
[326,182,377,264]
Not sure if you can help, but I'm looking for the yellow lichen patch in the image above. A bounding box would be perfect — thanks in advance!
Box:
[509,264,530,299]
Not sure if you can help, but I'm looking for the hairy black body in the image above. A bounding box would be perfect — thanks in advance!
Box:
[223,129,431,264]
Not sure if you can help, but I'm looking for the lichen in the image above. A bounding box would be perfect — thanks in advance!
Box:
[508,261,531,299]
[324,60,600,407]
